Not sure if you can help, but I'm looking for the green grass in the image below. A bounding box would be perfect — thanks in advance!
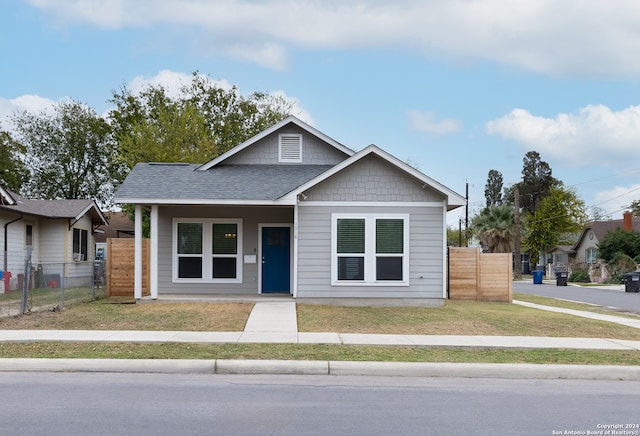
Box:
[0,342,639,365]
[2,295,640,365]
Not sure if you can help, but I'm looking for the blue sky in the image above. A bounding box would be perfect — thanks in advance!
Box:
[2,0,640,226]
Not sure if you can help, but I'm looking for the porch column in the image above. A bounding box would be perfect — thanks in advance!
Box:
[134,204,142,299]
[293,203,299,298]
[150,205,158,299]
[442,200,447,299]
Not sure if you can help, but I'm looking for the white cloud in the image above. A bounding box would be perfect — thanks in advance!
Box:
[485,105,640,166]
[408,110,461,135]
[592,184,640,218]
[0,95,58,128]
[25,0,640,76]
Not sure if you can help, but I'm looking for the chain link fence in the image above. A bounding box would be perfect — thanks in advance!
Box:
[0,259,106,318]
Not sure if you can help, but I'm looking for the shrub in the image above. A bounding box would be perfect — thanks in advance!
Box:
[606,253,637,284]
[569,268,590,283]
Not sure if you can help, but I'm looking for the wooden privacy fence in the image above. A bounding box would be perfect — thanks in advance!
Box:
[106,238,150,297]
[448,247,512,302]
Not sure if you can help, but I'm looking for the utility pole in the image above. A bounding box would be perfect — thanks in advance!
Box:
[513,187,522,280]
[465,181,469,247]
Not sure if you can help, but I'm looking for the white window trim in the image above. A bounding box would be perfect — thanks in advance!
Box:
[278,133,302,163]
[331,213,409,286]
[172,218,243,284]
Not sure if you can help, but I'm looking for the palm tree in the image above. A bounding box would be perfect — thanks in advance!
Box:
[471,205,515,253]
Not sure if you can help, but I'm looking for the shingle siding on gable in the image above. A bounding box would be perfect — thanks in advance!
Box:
[304,155,445,202]
[224,126,348,165]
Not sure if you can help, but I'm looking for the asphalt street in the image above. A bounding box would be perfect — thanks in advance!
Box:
[1,372,638,436]
[514,280,640,314]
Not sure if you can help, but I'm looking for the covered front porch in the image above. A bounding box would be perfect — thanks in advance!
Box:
[132,203,298,299]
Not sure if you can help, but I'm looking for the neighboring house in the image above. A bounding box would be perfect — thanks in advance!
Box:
[94,211,135,260]
[572,212,640,265]
[547,211,640,280]
[0,186,107,292]
[114,116,466,304]
[95,212,135,243]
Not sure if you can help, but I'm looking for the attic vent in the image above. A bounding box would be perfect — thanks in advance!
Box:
[279,134,302,163]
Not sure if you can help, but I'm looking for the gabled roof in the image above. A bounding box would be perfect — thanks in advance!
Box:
[283,144,467,210]
[197,115,354,171]
[572,216,640,249]
[0,186,16,205]
[0,192,107,225]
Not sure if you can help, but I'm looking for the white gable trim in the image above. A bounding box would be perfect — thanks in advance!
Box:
[196,115,354,170]
[283,144,466,208]
[0,186,16,205]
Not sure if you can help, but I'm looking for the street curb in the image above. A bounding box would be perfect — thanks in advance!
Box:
[2,358,640,380]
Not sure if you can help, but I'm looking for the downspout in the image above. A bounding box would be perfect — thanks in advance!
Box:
[4,214,23,272]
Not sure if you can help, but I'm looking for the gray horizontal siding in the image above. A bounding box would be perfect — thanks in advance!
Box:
[156,205,293,295]
[225,125,348,166]
[296,204,444,299]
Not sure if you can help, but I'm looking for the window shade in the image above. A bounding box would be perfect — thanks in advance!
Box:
[212,223,237,254]
[376,219,404,254]
[337,219,365,254]
[178,223,202,254]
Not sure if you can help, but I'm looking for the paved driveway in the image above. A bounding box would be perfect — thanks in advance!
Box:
[514,280,640,314]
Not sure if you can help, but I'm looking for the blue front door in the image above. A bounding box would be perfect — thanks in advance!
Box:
[261,227,291,293]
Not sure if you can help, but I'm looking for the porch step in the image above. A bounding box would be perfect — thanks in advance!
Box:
[243,302,298,332]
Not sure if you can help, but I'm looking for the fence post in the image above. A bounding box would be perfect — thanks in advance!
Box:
[21,246,32,314]
[61,262,66,309]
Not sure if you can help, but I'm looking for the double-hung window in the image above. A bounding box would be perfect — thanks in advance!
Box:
[586,247,598,264]
[73,228,88,261]
[174,218,242,283]
[332,214,409,285]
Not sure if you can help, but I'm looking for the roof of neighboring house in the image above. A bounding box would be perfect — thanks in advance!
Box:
[115,163,334,204]
[572,216,640,250]
[0,190,106,225]
[549,244,575,255]
[95,211,134,243]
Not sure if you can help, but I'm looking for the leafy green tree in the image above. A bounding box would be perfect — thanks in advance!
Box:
[109,72,293,174]
[484,169,503,208]
[524,186,587,261]
[471,204,514,253]
[12,100,121,207]
[629,199,640,216]
[0,128,28,192]
[597,228,640,263]
[511,151,558,215]
[109,85,216,173]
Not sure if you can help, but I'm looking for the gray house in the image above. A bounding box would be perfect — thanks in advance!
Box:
[114,116,465,305]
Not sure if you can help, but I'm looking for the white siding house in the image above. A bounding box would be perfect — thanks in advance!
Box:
[0,186,106,292]
[114,116,466,305]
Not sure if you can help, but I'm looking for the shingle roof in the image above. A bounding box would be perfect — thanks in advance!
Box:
[0,194,106,225]
[114,163,334,203]
[571,216,640,250]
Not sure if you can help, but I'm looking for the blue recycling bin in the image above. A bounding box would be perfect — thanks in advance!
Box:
[532,270,544,284]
